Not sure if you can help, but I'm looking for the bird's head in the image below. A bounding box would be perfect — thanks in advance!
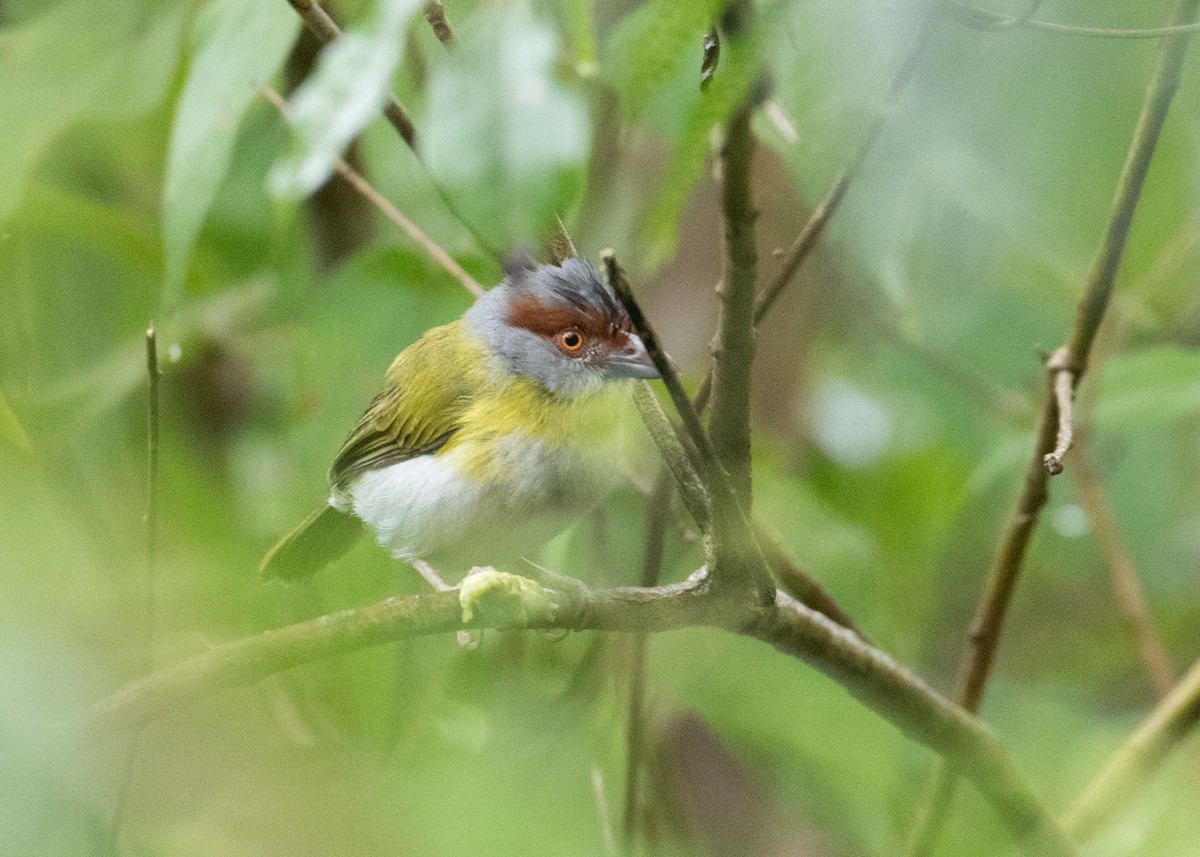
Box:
[464,256,660,396]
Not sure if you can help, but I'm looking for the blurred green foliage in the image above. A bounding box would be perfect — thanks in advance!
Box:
[1,0,1199,856]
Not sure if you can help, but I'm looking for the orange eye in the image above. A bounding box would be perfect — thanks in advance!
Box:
[558,330,584,352]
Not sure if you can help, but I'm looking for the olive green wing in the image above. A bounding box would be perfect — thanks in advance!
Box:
[329,323,485,488]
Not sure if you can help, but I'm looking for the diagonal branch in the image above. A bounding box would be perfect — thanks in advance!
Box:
[1071,445,1175,698]
[284,0,418,148]
[904,2,1200,852]
[261,86,483,296]
[55,575,1076,857]
[282,0,499,258]
[1064,654,1200,841]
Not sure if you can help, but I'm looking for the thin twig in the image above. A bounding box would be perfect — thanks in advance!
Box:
[1042,347,1075,474]
[260,86,483,297]
[282,0,500,259]
[904,2,1200,852]
[942,1,1200,38]
[621,471,674,850]
[107,327,160,854]
[605,254,717,476]
[422,1,457,51]
[57,578,1077,857]
[1071,447,1175,698]
[1064,655,1200,841]
[959,0,1046,31]
[284,0,418,148]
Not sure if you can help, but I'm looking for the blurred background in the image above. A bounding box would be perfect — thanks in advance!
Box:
[2,0,1199,854]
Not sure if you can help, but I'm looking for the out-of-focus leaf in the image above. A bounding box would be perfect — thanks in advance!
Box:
[639,35,757,260]
[0,390,32,453]
[0,0,188,222]
[603,0,723,117]
[1093,347,1200,431]
[269,0,422,198]
[422,3,589,249]
[161,0,300,309]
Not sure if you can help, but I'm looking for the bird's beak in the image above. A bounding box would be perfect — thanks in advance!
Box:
[603,333,661,380]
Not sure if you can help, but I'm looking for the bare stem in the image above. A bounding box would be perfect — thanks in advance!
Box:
[1071,447,1175,699]
[284,0,418,148]
[942,1,1200,38]
[261,86,483,297]
[904,1,1200,851]
[1065,656,1200,841]
[57,576,1076,857]
[282,0,500,259]
[107,327,161,854]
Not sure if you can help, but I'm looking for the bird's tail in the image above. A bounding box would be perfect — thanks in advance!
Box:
[259,504,363,581]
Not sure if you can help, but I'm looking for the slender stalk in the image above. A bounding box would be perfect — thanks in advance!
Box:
[620,473,674,850]
[1071,447,1175,698]
[282,0,499,259]
[59,577,1076,857]
[284,0,418,148]
[943,2,1200,38]
[107,327,160,854]
[1064,656,1200,841]
[904,2,1200,852]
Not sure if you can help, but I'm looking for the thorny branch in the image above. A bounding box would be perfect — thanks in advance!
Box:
[904,1,1200,852]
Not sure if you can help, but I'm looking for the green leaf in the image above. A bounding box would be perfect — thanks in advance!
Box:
[0,0,188,222]
[422,3,590,249]
[0,389,32,453]
[1094,347,1200,431]
[161,0,300,310]
[269,0,422,199]
[603,0,723,118]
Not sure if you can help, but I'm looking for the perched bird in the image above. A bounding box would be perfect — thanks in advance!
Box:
[260,255,659,582]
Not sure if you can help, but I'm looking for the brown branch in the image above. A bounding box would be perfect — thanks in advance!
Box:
[904,2,1200,852]
[1064,655,1200,841]
[708,84,765,504]
[284,0,419,149]
[282,0,500,259]
[422,1,457,51]
[261,87,483,297]
[1071,446,1175,699]
[56,575,1076,857]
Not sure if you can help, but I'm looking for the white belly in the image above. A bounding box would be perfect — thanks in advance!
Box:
[335,432,617,574]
